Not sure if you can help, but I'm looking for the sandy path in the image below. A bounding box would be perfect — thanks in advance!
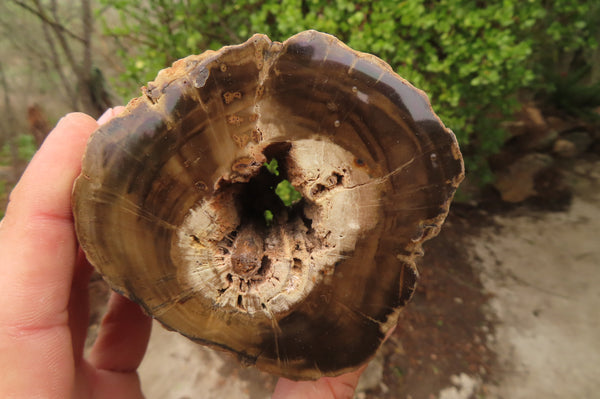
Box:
[138,324,276,399]
[469,162,600,398]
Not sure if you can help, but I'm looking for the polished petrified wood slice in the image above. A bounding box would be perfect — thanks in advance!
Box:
[72,30,464,380]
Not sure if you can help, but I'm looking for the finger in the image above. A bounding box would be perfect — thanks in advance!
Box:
[88,293,152,372]
[69,250,95,363]
[97,106,125,125]
[0,112,97,331]
[90,369,145,399]
[0,112,98,396]
[272,365,366,399]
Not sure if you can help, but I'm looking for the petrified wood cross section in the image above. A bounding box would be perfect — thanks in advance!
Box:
[73,30,464,380]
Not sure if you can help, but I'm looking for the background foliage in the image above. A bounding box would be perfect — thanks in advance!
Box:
[100,0,599,185]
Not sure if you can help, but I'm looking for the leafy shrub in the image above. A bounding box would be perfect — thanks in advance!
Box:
[0,134,36,165]
[100,0,598,185]
[529,2,600,119]
[98,0,257,96]
[0,134,36,219]
[546,65,600,118]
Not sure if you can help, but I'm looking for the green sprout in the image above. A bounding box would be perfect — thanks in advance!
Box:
[263,209,274,226]
[261,158,302,225]
[275,180,302,207]
[263,158,279,176]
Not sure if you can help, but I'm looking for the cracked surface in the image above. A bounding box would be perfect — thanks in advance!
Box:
[175,139,380,317]
[72,30,464,380]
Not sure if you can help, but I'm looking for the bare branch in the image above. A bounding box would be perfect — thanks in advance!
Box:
[82,0,92,76]
[30,0,79,75]
[12,0,86,44]
[36,4,78,109]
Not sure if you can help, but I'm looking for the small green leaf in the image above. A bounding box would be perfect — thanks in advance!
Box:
[17,135,37,161]
[263,159,279,176]
[264,209,274,226]
[275,180,302,207]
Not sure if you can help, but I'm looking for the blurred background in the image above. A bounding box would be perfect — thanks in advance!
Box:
[1,1,599,398]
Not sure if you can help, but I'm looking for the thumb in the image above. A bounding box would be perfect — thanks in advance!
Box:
[272,365,366,399]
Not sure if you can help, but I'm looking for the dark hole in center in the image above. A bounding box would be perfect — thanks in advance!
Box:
[236,141,304,226]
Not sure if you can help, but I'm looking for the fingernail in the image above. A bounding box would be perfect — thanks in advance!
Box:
[96,108,114,125]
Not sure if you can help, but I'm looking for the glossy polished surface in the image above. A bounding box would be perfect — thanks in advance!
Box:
[73,30,464,380]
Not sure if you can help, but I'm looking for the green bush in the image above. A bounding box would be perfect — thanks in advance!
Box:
[0,134,37,165]
[98,0,257,96]
[100,0,598,185]
[0,134,36,219]
[530,2,600,118]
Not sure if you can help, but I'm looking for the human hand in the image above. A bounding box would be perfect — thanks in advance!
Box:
[0,108,368,399]
[272,365,366,399]
[0,108,152,398]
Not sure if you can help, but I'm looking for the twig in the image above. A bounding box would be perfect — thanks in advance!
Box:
[12,0,85,44]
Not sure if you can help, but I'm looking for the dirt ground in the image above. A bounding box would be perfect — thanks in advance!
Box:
[87,156,599,399]
[471,156,600,399]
